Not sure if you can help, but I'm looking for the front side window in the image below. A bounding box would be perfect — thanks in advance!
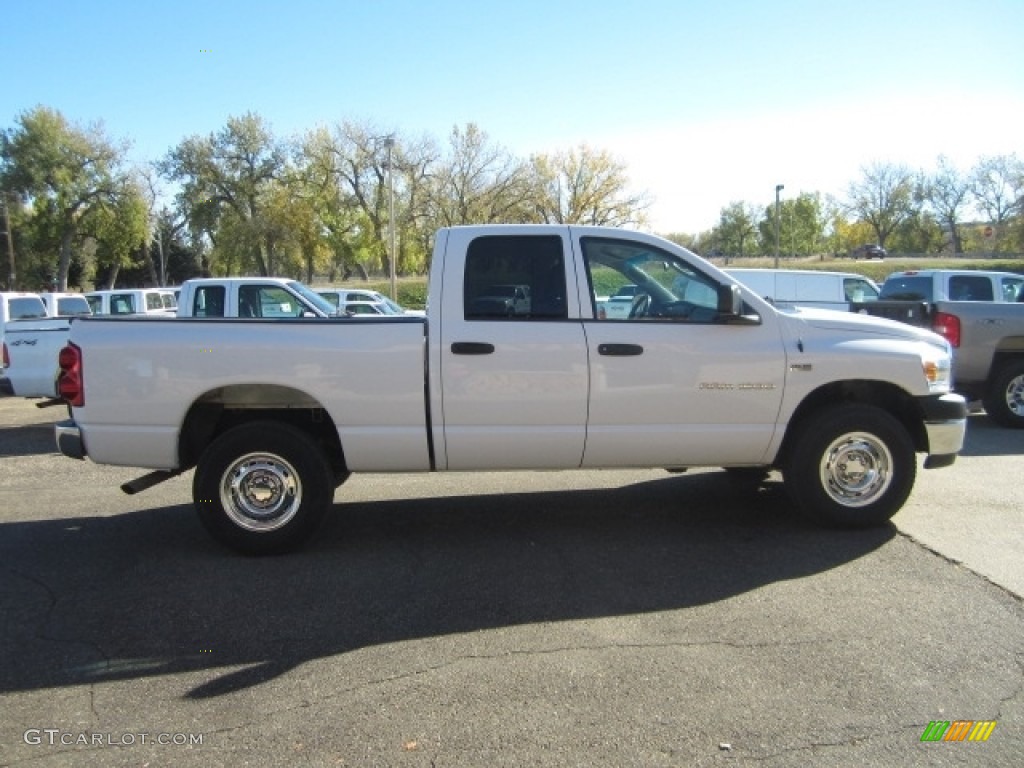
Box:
[463,235,567,320]
[844,278,879,302]
[1000,277,1023,302]
[581,237,725,322]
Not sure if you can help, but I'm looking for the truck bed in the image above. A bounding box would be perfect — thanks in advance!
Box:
[69,315,432,471]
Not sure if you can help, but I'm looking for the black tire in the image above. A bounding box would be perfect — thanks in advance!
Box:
[982,360,1024,429]
[784,404,915,527]
[193,421,334,555]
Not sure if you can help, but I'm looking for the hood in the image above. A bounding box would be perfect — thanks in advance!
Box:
[781,306,947,346]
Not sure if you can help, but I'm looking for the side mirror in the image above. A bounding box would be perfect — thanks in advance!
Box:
[717,283,743,316]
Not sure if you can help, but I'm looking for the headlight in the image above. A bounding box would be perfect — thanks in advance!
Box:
[921,347,953,393]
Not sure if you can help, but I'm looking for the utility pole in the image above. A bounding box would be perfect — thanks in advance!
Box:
[1,194,16,289]
[774,184,784,269]
[383,135,397,301]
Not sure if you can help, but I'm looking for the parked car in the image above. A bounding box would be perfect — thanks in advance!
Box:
[39,292,92,317]
[726,269,880,311]
[878,269,1024,303]
[317,287,424,316]
[466,284,532,318]
[85,288,177,316]
[178,277,335,319]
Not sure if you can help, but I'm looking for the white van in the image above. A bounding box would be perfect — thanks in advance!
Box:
[726,269,879,311]
[85,288,177,316]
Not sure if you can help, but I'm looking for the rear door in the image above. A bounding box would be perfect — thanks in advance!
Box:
[437,227,590,470]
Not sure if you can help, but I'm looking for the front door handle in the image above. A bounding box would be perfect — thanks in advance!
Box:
[598,343,644,356]
[451,342,495,355]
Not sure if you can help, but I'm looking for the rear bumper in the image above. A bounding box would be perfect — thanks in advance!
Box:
[918,393,967,468]
[55,419,86,460]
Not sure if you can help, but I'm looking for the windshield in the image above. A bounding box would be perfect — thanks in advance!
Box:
[287,281,339,316]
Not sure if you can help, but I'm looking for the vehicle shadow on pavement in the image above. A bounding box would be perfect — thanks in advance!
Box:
[0,471,896,700]
[958,413,1024,457]
[0,422,59,458]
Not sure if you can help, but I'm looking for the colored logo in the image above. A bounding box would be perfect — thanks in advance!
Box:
[920,720,996,742]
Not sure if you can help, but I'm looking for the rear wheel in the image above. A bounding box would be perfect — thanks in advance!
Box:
[983,360,1024,429]
[784,404,915,527]
[194,421,334,555]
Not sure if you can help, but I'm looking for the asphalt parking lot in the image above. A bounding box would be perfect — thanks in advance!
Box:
[0,394,1021,767]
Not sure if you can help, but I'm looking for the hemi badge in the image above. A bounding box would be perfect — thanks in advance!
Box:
[789,363,812,372]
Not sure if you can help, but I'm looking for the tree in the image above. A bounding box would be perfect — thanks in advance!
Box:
[920,156,971,253]
[528,144,649,227]
[845,163,918,248]
[161,112,287,275]
[970,153,1024,249]
[759,192,826,257]
[427,123,533,227]
[1,106,138,290]
[715,202,760,261]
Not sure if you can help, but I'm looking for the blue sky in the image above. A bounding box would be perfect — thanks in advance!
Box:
[5,0,1023,232]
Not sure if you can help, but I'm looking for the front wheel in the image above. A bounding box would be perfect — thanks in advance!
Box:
[983,360,1024,429]
[194,421,334,555]
[784,405,915,527]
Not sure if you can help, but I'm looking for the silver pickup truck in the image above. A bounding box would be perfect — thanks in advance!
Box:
[854,270,1024,428]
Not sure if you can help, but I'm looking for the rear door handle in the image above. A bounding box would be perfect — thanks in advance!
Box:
[597,343,644,356]
[451,342,495,355]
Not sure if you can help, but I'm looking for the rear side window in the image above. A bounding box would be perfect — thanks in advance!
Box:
[146,293,164,310]
[948,275,993,301]
[879,276,932,301]
[193,286,225,318]
[464,235,567,320]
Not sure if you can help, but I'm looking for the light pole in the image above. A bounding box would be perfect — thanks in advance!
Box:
[774,184,784,269]
[382,135,397,301]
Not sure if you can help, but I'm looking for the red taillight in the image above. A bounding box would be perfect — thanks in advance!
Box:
[932,311,961,348]
[2,341,8,369]
[57,342,84,406]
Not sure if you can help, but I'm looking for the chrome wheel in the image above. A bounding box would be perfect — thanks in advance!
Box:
[220,452,302,532]
[1004,371,1024,417]
[818,431,893,508]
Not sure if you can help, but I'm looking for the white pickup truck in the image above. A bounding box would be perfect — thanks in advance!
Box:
[2,277,335,400]
[53,225,967,554]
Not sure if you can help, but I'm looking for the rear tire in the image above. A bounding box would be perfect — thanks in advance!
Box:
[784,404,915,527]
[194,421,334,555]
[982,360,1024,429]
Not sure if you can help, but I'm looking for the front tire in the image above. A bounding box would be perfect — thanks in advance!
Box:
[983,360,1024,429]
[784,404,915,527]
[194,421,334,555]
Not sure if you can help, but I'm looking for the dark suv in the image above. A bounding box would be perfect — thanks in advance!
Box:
[851,244,887,259]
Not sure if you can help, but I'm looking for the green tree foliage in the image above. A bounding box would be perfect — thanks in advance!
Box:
[715,202,760,260]
[759,192,826,257]
[0,106,140,290]
[160,112,288,275]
